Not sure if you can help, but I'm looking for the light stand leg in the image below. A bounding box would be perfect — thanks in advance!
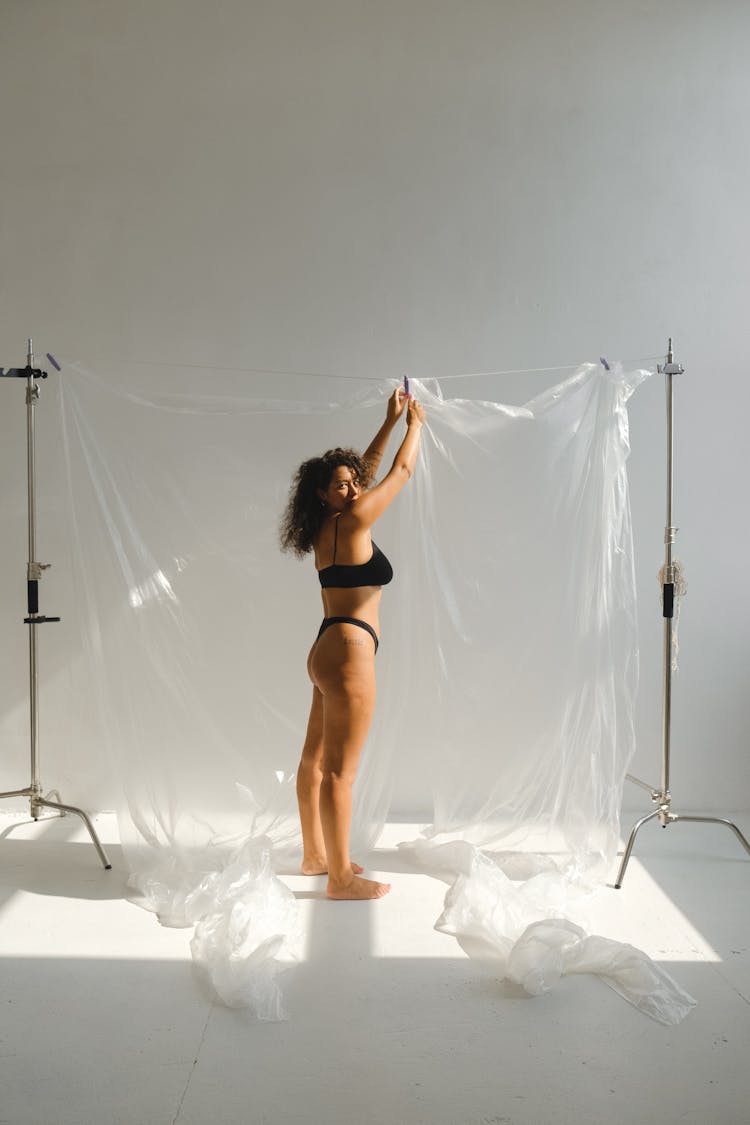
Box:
[0,784,112,870]
[615,811,750,890]
[671,815,750,850]
[614,808,661,889]
[615,341,750,887]
[33,797,112,871]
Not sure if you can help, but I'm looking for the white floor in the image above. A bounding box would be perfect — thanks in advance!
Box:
[0,810,748,1125]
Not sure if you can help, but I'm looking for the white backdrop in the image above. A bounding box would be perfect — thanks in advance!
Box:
[1,0,748,814]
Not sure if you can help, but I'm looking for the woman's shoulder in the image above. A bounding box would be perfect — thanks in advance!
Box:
[338,510,373,539]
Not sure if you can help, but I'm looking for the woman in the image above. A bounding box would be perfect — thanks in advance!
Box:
[280,387,425,900]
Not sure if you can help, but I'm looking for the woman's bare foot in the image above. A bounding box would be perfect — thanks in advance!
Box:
[326,875,391,900]
[301,857,364,876]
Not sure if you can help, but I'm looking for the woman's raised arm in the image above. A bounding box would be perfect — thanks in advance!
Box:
[351,397,425,528]
[361,388,407,481]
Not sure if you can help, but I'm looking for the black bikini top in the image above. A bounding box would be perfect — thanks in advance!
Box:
[318,517,394,589]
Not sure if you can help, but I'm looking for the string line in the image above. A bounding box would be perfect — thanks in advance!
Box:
[78,354,663,383]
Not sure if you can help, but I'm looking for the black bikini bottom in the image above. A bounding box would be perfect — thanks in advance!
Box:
[317,616,379,653]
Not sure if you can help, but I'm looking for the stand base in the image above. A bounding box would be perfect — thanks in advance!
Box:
[615,793,750,889]
[0,787,112,870]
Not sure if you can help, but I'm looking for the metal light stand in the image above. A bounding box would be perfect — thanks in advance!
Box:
[614,339,750,888]
[0,339,111,869]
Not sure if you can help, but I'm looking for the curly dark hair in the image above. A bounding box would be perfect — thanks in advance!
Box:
[279,447,374,558]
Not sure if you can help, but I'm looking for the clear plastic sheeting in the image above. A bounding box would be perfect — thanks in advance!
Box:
[403,840,695,1026]
[57,358,676,1020]
[400,362,645,871]
[188,841,300,1018]
[128,837,300,1019]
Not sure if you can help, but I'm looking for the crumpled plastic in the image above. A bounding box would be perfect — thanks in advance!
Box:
[129,838,300,1020]
[405,840,695,1026]
[506,920,695,1025]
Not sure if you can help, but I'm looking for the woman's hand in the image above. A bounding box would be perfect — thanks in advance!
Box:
[407,397,426,427]
[386,387,408,425]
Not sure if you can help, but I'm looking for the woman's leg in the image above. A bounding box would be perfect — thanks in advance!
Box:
[311,625,390,900]
[296,685,327,872]
[297,676,364,875]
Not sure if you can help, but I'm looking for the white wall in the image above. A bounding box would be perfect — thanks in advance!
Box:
[1,0,748,813]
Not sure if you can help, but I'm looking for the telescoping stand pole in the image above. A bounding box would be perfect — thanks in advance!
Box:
[0,340,111,870]
[614,340,750,888]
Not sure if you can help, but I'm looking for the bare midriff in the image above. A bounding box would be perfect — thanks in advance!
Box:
[319,585,382,635]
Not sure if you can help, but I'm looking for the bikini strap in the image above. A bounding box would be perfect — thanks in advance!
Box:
[332,514,339,564]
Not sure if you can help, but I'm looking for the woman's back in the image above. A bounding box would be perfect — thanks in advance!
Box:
[314,513,391,624]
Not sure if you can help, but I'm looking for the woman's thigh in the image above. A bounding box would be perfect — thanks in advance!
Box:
[310,625,377,776]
